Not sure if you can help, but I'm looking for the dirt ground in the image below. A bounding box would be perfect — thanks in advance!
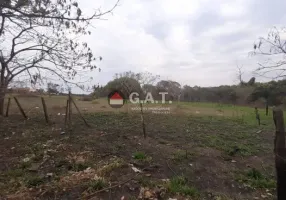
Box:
[0,98,276,200]
[3,95,258,118]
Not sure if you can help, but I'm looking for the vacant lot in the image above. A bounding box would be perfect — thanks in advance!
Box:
[0,95,277,199]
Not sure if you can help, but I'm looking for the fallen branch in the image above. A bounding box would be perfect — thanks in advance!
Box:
[166,159,178,176]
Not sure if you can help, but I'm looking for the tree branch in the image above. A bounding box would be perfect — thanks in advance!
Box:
[1,0,120,21]
[0,16,5,36]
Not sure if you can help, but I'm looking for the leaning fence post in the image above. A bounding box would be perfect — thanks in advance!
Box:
[70,97,90,127]
[41,97,49,123]
[273,106,286,200]
[13,97,27,119]
[5,97,11,117]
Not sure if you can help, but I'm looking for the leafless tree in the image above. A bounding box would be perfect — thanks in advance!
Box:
[251,27,286,80]
[0,0,119,115]
[236,64,244,85]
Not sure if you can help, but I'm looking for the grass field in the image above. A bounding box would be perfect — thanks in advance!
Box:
[0,95,278,199]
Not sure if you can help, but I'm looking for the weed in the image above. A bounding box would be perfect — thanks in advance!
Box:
[171,150,188,162]
[86,178,107,192]
[137,176,156,187]
[20,161,32,169]
[235,168,276,189]
[133,152,147,160]
[25,175,45,187]
[133,152,152,163]
[214,195,232,200]
[32,152,44,162]
[247,168,263,179]
[71,162,89,172]
[55,159,71,168]
[5,168,24,178]
[167,176,199,197]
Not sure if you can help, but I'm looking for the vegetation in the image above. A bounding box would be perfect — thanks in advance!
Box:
[133,152,147,160]
[167,176,199,197]
[0,0,119,115]
[47,82,60,95]
[235,168,276,189]
[0,103,276,199]
[86,179,107,192]
[1,2,286,200]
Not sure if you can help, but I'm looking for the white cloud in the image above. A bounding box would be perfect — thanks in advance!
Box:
[71,0,286,93]
[218,0,250,18]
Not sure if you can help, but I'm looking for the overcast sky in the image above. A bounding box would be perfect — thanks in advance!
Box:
[72,0,286,93]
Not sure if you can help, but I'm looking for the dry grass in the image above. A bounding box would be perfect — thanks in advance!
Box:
[0,94,276,199]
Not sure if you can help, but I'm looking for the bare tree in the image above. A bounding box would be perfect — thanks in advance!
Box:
[236,64,245,85]
[0,0,119,115]
[251,27,286,80]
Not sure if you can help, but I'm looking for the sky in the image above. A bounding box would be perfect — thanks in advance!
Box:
[56,0,286,92]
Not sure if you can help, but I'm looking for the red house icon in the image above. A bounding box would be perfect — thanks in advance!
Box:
[109,92,124,106]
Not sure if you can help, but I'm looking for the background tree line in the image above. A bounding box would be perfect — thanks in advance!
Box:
[91,71,286,113]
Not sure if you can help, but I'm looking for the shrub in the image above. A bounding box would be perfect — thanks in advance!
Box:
[81,96,93,101]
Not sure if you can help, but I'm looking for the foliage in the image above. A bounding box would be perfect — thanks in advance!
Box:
[248,79,286,105]
[247,77,256,86]
[86,179,107,192]
[104,77,143,98]
[36,88,44,94]
[91,70,286,107]
[235,168,276,189]
[167,176,199,197]
[0,0,119,115]
[47,82,59,94]
[133,152,147,160]
[25,175,45,187]
[80,96,93,101]
[156,80,181,101]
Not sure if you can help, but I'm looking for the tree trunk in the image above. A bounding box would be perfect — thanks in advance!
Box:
[266,100,269,116]
[0,91,5,116]
[0,61,7,116]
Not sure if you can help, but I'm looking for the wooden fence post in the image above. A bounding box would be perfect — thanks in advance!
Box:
[65,99,69,128]
[41,97,49,123]
[70,97,90,127]
[68,92,72,130]
[255,107,260,126]
[13,97,27,119]
[140,103,146,138]
[5,97,11,117]
[273,106,286,200]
